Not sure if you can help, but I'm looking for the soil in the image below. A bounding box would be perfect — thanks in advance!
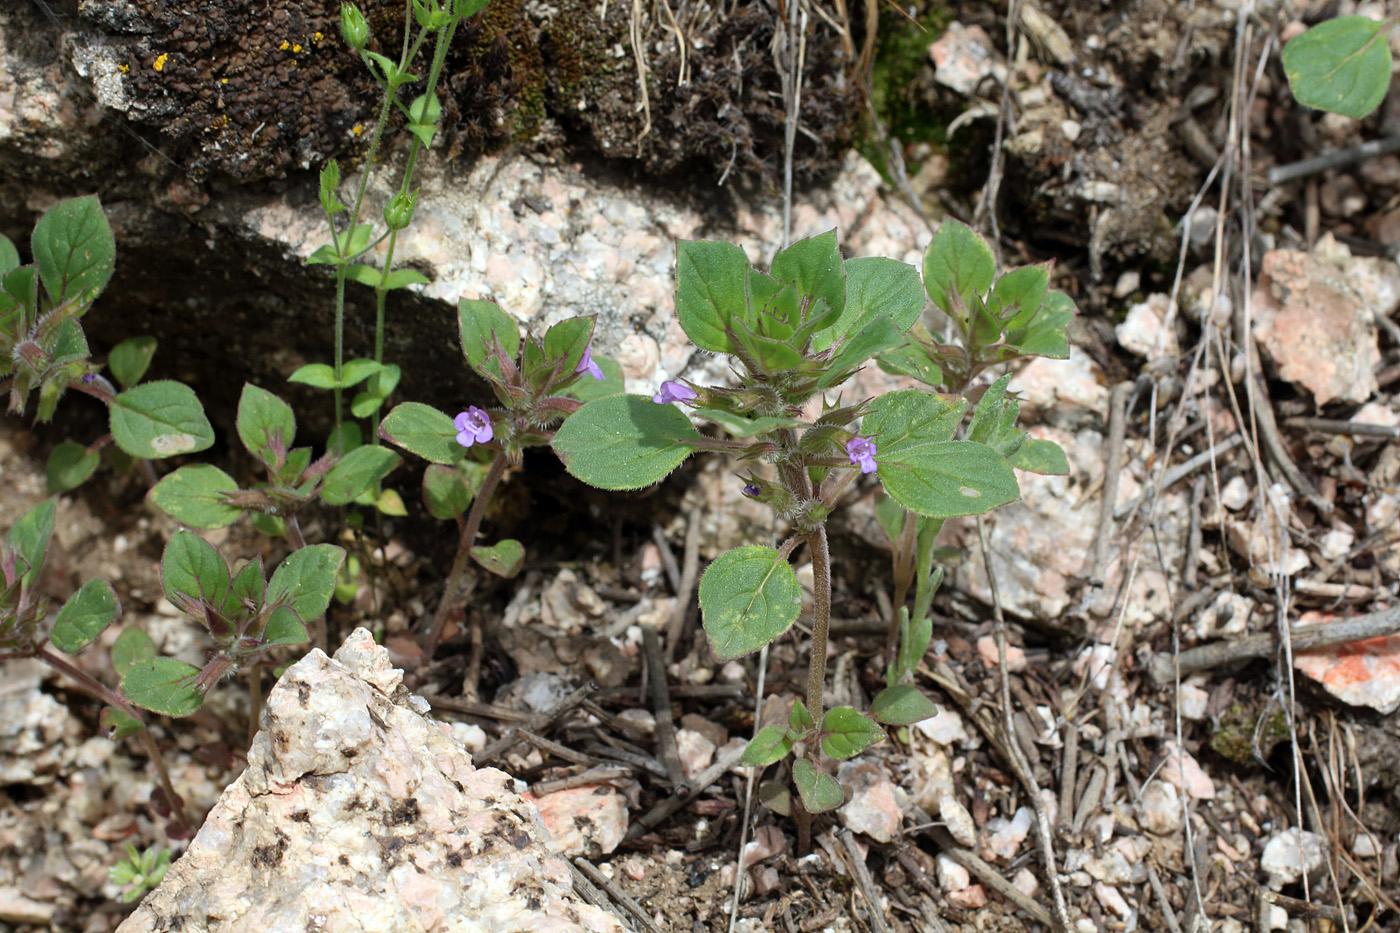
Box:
[6,0,1400,931]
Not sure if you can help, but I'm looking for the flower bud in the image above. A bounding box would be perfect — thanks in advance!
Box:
[340,3,370,51]
[383,189,418,231]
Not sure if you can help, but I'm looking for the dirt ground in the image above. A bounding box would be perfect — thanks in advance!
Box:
[5,0,1400,931]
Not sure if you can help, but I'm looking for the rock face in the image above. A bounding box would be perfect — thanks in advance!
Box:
[116,628,624,933]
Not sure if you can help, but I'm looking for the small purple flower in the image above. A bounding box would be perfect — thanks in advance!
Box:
[652,380,697,405]
[81,373,97,384]
[454,407,494,448]
[743,483,761,497]
[575,347,605,381]
[846,436,878,474]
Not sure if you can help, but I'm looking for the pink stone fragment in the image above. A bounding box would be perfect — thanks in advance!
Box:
[1292,610,1400,714]
[524,785,628,857]
[976,635,1027,672]
[1160,741,1215,800]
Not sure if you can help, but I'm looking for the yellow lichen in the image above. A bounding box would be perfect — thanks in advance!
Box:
[278,40,290,51]
[153,52,168,72]
[352,123,364,136]
[118,63,130,74]
[292,43,303,53]
[221,77,228,84]
[314,31,324,42]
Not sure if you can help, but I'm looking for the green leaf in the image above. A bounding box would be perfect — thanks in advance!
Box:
[994,264,1049,330]
[568,354,625,402]
[923,219,995,318]
[320,445,400,505]
[265,544,345,622]
[789,699,815,732]
[0,233,18,276]
[1282,16,1392,119]
[966,374,1025,459]
[382,268,430,290]
[46,441,100,493]
[318,159,345,215]
[380,402,463,463]
[161,529,230,613]
[121,657,203,717]
[109,381,214,459]
[51,318,89,364]
[108,337,157,389]
[864,389,965,454]
[1004,289,1074,359]
[421,463,472,519]
[375,487,407,516]
[819,315,906,388]
[816,256,924,350]
[698,546,801,662]
[237,384,296,462]
[870,685,938,726]
[820,707,884,759]
[675,239,752,353]
[874,494,906,547]
[769,229,845,326]
[261,605,309,647]
[552,394,701,490]
[877,343,943,388]
[32,195,115,308]
[250,512,286,538]
[287,359,382,390]
[692,408,806,438]
[100,706,145,740]
[458,299,521,375]
[1009,437,1070,475]
[229,558,265,620]
[49,579,120,653]
[306,243,342,265]
[111,626,156,676]
[542,315,595,379]
[147,465,242,529]
[792,759,845,813]
[758,779,791,816]
[343,263,381,287]
[878,441,1020,519]
[740,725,795,767]
[470,539,525,578]
[6,498,56,590]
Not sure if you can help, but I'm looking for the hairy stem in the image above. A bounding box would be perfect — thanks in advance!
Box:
[422,452,508,657]
[804,522,831,726]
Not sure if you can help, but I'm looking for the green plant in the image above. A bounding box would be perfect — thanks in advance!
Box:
[547,221,1071,834]
[109,842,171,904]
[1282,14,1399,119]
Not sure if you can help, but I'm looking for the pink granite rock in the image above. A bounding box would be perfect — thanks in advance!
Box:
[117,628,624,933]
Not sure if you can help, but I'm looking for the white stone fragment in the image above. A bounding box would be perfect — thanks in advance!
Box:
[940,795,978,847]
[1138,780,1183,835]
[115,629,625,933]
[936,855,970,892]
[1261,828,1325,890]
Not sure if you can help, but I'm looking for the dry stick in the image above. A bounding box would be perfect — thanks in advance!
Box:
[1148,605,1400,684]
[651,523,682,595]
[625,743,747,840]
[567,860,639,933]
[583,742,670,779]
[1113,434,1246,519]
[666,506,702,661]
[642,625,687,787]
[518,729,599,767]
[975,517,1071,932]
[1146,864,1186,933]
[1282,416,1400,439]
[1266,133,1400,184]
[927,828,1056,928]
[838,829,892,933]
[531,766,631,796]
[726,641,771,933]
[1057,721,1079,835]
[475,680,598,764]
[574,857,666,933]
[1182,474,1207,591]
[427,695,533,723]
[1091,381,1131,584]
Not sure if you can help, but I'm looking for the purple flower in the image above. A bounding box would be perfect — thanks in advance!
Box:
[652,380,697,405]
[81,373,97,384]
[575,347,604,381]
[846,436,878,474]
[743,483,761,497]
[454,407,494,448]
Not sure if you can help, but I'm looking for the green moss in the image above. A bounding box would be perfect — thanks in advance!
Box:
[1210,703,1291,766]
[859,3,965,183]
